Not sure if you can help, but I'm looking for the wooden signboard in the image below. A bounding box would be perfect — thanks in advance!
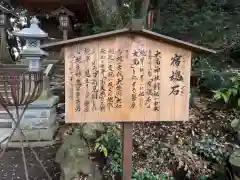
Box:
[41,26,216,180]
[42,28,216,123]
[63,33,215,123]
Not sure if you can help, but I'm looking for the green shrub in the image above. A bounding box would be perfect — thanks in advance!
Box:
[132,170,173,180]
[213,76,240,108]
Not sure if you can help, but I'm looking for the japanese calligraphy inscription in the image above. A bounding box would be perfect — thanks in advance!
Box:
[65,47,75,121]
[65,35,191,122]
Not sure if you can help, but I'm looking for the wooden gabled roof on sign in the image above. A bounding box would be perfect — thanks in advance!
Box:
[41,28,217,54]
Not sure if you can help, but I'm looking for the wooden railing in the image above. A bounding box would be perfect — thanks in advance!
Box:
[0,64,29,127]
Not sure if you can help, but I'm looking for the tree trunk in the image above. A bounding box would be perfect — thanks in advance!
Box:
[117,0,124,7]
[92,0,118,23]
[139,0,150,27]
[140,0,150,18]
[155,2,161,28]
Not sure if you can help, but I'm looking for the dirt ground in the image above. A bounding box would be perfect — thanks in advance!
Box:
[0,145,61,180]
[0,96,237,180]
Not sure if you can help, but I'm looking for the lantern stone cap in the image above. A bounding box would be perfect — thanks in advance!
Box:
[41,28,216,54]
[14,16,48,38]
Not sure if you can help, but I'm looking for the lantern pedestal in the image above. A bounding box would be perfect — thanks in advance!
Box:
[10,96,59,142]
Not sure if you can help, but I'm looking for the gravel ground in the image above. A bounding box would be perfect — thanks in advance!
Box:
[0,145,61,180]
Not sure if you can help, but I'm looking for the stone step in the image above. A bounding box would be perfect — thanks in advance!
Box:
[0,105,15,110]
[0,92,16,102]
[0,109,14,123]
[51,87,64,91]
[53,74,64,78]
[5,140,58,148]
[0,64,28,68]
[0,85,12,89]
[11,122,58,142]
[53,69,64,73]
[50,76,64,80]
[0,109,23,129]
[0,128,12,145]
[0,90,12,96]
[53,70,64,75]
[0,89,38,99]
[53,65,64,69]
[0,112,11,119]
[0,121,12,128]
[0,81,21,85]
[50,79,64,84]
[50,82,64,86]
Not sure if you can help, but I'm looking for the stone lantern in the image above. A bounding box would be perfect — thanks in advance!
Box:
[13,16,48,71]
[13,16,52,100]
[50,6,74,40]
[10,16,59,143]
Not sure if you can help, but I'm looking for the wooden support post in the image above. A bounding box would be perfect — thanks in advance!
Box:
[122,19,142,180]
[122,122,133,180]
[63,30,68,41]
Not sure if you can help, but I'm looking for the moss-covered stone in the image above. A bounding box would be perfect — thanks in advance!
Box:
[83,123,105,139]
[56,128,103,180]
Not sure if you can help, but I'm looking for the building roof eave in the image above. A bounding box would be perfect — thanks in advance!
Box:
[0,4,15,15]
